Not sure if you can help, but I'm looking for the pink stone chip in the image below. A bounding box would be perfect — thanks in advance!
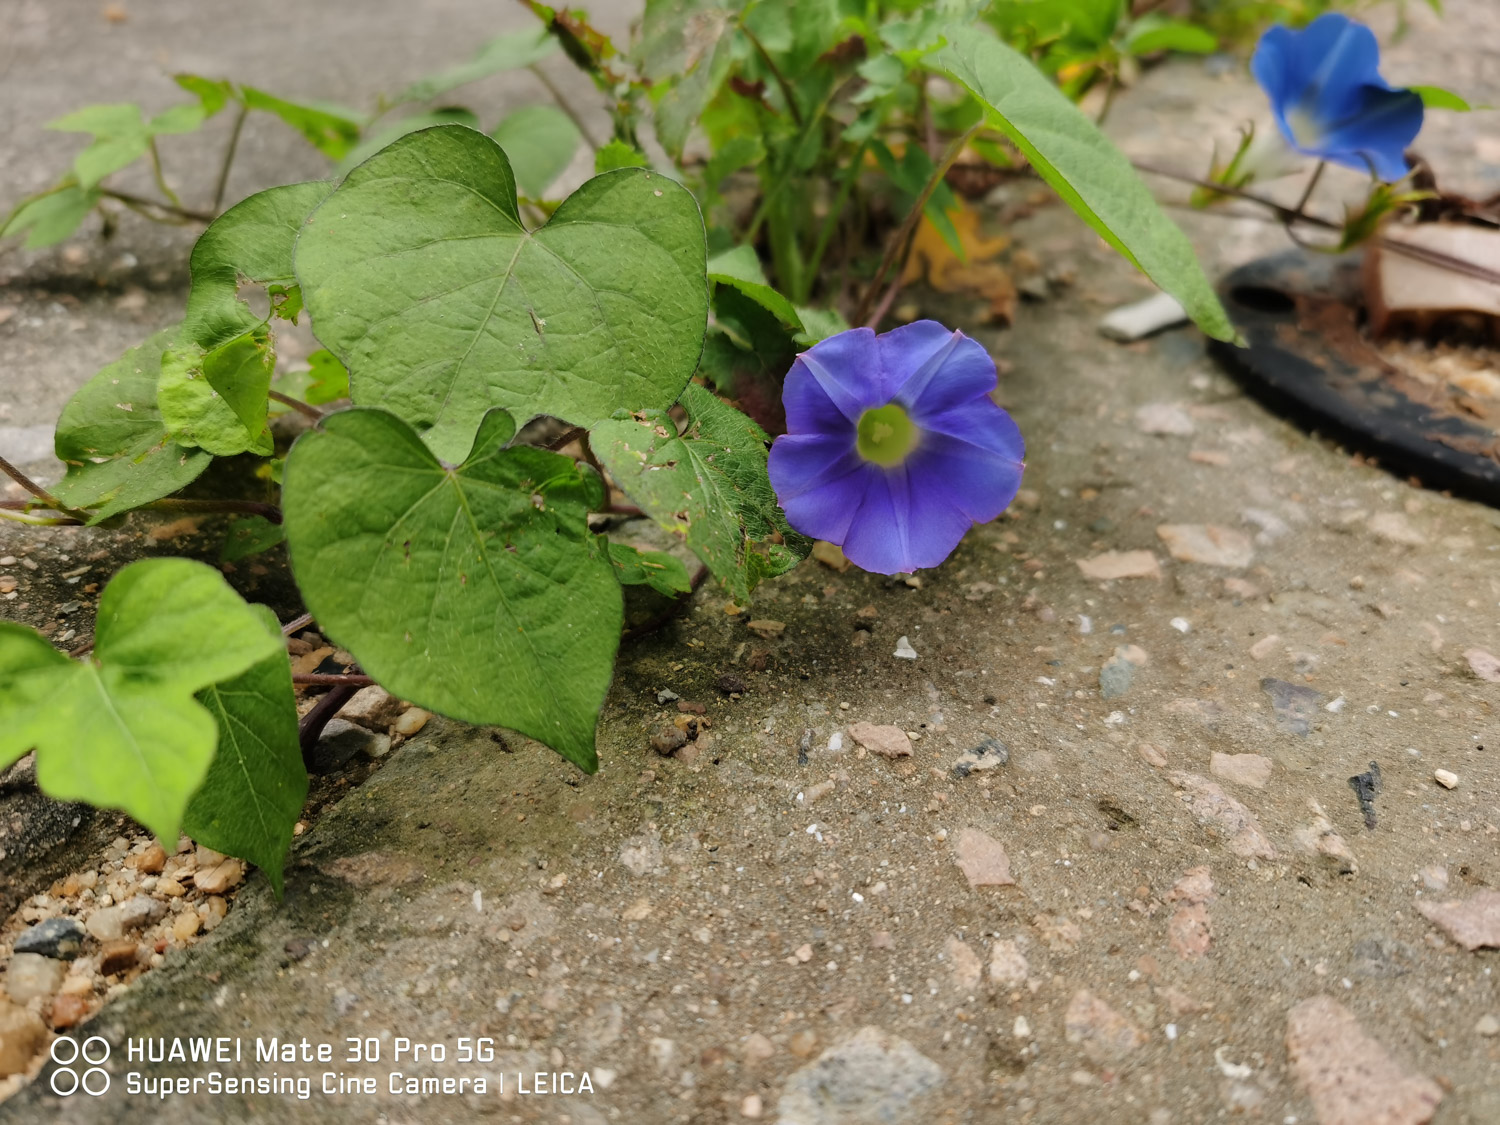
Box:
[1416,889,1500,951]
[1167,772,1276,859]
[953,828,1015,888]
[1076,550,1162,580]
[1286,996,1443,1125]
[1156,524,1254,568]
[847,722,912,759]
[1064,990,1146,1064]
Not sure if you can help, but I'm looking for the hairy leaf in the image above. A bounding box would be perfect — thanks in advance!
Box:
[281,408,621,770]
[930,32,1235,342]
[185,606,305,896]
[592,384,810,603]
[295,126,708,462]
[51,330,212,522]
[339,109,481,172]
[0,559,284,843]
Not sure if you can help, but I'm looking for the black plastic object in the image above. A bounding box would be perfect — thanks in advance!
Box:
[1211,249,1500,505]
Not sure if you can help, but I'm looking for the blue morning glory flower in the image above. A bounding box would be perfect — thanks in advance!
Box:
[767,321,1024,575]
[1251,13,1423,182]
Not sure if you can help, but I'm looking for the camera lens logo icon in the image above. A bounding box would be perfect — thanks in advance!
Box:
[49,1036,111,1097]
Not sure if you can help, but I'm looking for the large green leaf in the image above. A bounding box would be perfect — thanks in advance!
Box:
[0,560,284,843]
[338,109,481,173]
[591,383,810,603]
[159,180,335,456]
[491,105,581,198]
[51,330,213,523]
[929,32,1235,342]
[281,407,621,770]
[295,126,708,462]
[185,606,306,896]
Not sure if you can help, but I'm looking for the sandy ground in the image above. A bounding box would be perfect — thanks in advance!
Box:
[2,2,1499,1123]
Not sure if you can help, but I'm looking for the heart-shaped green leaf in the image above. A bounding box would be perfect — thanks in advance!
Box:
[186,606,306,897]
[281,407,622,770]
[295,126,708,462]
[0,559,285,843]
[592,384,811,603]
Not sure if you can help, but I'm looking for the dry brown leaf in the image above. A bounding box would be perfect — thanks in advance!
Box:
[899,201,1015,322]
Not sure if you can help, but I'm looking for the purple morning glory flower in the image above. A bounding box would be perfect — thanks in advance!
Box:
[767,320,1024,575]
[1251,13,1423,182]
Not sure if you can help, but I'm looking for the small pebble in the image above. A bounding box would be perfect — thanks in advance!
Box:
[893,636,918,660]
[1434,769,1459,790]
[0,1001,47,1077]
[740,1092,764,1118]
[1476,1015,1500,1037]
[649,724,688,755]
[194,856,246,895]
[3,953,66,1002]
[98,940,140,976]
[13,917,87,961]
[173,912,203,942]
[47,993,90,1031]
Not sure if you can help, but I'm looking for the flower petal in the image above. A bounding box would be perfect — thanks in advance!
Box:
[782,357,857,437]
[1252,13,1420,182]
[792,327,882,425]
[918,398,1026,464]
[769,433,871,545]
[1317,86,1424,180]
[907,430,1025,525]
[883,322,999,419]
[1299,14,1385,101]
[1250,25,1297,109]
[767,432,862,502]
[839,467,973,574]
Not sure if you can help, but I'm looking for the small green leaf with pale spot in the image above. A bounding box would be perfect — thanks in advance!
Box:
[281,407,622,771]
[592,383,811,603]
[221,516,286,562]
[0,559,285,843]
[239,87,364,161]
[605,541,693,595]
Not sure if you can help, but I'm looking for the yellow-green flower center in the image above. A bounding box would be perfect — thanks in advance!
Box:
[856,403,918,467]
